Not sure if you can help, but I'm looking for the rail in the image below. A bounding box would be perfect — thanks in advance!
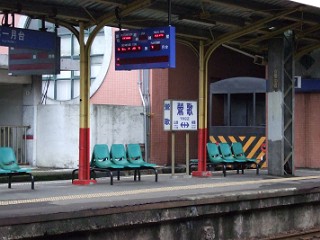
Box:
[0,125,30,164]
[265,228,320,240]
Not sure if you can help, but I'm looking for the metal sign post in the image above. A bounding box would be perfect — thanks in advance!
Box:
[186,132,190,175]
[171,132,175,176]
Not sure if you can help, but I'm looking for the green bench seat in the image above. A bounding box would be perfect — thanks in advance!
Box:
[0,147,34,189]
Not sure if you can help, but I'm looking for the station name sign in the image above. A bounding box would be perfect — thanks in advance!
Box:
[163,100,198,131]
[115,26,176,70]
[0,26,57,51]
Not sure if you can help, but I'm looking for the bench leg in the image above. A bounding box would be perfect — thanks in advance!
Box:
[29,174,35,190]
[117,170,120,181]
[8,175,12,188]
[134,170,137,181]
[138,170,141,181]
[71,169,78,183]
[256,163,259,175]
[223,165,226,177]
[110,171,113,185]
[155,169,158,182]
[90,169,96,180]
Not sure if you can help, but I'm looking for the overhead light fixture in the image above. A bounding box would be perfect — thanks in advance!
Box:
[181,19,215,28]
[289,0,320,8]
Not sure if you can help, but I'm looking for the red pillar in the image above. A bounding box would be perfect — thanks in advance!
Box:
[192,41,211,177]
[72,22,96,185]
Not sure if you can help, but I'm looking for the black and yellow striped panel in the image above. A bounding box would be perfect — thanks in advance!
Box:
[209,135,267,168]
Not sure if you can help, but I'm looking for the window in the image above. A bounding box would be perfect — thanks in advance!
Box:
[24,19,112,102]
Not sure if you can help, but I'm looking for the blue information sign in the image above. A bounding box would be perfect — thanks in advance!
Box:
[0,26,57,51]
[115,26,176,70]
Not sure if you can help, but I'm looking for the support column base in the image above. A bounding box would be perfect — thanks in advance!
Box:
[191,171,212,177]
[72,179,97,185]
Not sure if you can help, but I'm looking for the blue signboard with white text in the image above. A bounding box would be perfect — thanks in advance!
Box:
[0,26,57,51]
[115,26,176,70]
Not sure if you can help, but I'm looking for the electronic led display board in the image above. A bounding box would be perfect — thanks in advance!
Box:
[9,44,61,76]
[115,26,175,70]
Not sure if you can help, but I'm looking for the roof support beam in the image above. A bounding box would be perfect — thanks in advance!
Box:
[296,24,320,39]
[90,0,152,28]
[149,2,246,27]
[241,22,301,47]
[0,1,91,22]
[202,0,276,17]
[295,43,320,59]
[205,7,300,60]
[86,0,152,48]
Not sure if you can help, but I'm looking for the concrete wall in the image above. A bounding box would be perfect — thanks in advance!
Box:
[2,185,320,239]
[36,104,144,168]
[0,84,23,126]
[91,105,144,146]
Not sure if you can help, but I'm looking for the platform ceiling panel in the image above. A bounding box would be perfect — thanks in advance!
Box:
[0,0,319,56]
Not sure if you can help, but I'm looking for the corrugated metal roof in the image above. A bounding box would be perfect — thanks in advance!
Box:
[0,0,319,57]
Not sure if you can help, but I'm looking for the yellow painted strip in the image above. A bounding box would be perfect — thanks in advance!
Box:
[257,152,264,160]
[243,136,256,152]
[1,176,320,206]
[209,136,216,143]
[247,137,266,158]
[256,152,267,168]
[218,136,227,143]
[239,136,246,141]
[228,136,237,143]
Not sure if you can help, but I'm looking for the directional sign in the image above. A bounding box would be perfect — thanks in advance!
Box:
[0,26,57,51]
[163,100,197,131]
[115,26,175,70]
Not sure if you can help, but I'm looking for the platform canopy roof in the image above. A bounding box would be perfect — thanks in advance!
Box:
[0,0,319,58]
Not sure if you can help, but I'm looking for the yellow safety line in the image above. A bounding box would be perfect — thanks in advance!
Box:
[1,176,320,206]
[228,136,237,143]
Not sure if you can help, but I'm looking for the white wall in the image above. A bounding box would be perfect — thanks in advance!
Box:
[36,104,144,168]
[92,105,144,146]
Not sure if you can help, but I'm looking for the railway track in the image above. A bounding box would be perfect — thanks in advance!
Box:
[266,229,320,240]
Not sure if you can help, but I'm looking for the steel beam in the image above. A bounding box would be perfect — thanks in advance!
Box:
[267,31,295,176]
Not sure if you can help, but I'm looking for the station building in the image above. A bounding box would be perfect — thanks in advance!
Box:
[0,14,319,171]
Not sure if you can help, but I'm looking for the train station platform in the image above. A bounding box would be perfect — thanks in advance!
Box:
[1,168,320,239]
